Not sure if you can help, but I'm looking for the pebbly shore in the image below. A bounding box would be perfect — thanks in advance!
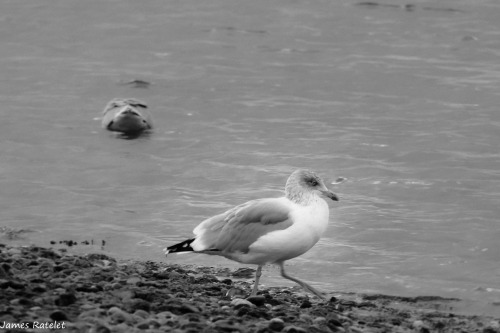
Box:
[0,244,498,333]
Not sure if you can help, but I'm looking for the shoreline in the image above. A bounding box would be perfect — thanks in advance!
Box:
[0,244,498,333]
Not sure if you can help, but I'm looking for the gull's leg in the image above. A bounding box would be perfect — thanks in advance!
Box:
[278,262,326,300]
[251,265,263,296]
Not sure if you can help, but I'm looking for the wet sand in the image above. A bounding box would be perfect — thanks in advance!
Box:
[1,244,498,333]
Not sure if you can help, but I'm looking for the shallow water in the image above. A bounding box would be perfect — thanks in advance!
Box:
[1,0,499,315]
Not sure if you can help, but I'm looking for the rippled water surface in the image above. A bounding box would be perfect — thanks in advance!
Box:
[1,0,499,315]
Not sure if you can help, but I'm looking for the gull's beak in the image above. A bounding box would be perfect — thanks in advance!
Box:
[319,189,339,201]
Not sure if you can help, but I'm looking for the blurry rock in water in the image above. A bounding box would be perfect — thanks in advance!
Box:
[354,2,463,13]
[102,98,152,136]
[118,79,152,89]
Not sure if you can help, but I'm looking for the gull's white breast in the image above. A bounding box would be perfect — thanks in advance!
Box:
[240,198,330,265]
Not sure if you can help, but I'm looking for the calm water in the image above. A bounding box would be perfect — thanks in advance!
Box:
[1,0,499,315]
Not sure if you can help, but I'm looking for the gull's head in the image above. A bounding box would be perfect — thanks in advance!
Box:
[285,169,339,204]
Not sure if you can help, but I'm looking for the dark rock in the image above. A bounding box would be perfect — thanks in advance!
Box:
[300,300,312,308]
[15,298,32,306]
[221,278,233,285]
[0,264,11,278]
[0,280,25,289]
[237,306,251,317]
[76,284,102,292]
[327,317,343,330]
[231,267,255,278]
[358,301,376,308]
[32,285,47,293]
[50,310,69,321]
[242,308,271,320]
[55,293,77,306]
[247,295,266,307]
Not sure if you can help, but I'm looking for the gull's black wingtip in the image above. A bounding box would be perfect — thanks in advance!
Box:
[164,238,195,257]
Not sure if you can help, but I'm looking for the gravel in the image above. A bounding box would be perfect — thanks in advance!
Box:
[0,244,498,333]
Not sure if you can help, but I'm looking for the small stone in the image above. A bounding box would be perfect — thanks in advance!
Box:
[269,318,285,331]
[313,317,326,325]
[135,321,150,330]
[300,299,312,308]
[412,320,431,333]
[327,317,344,331]
[231,298,255,309]
[124,298,151,312]
[107,307,133,324]
[283,325,307,333]
[328,296,338,303]
[126,276,142,285]
[80,304,95,311]
[247,295,266,306]
[79,308,107,319]
[213,319,242,332]
[50,310,69,321]
[483,328,500,333]
[93,324,111,333]
[136,318,161,329]
[179,304,199,314]
[55,293,77,306]
[7,248,22,255]
[133,309,149,319]
[298,314,312,324]
[109,282,122,290]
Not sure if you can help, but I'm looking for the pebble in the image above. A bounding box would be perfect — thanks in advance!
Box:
[126,276,142,285]
[50,310,69,321]
[247,295,266,306]
[283,325,308,333]
[231,298,255,309]
[213,318,242,331]
[55,292,77,306]
[136,318,161,329]
[107,307,134,324]
[133,309,150,319]
[0,244,496,333]
[91,325,111,333]
[349,326,365,333]
[79,308,107,319]
[269,318,285,331]
[7,248,22,255]
[80,304,96,311]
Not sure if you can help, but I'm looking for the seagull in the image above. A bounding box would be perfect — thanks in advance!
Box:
[165,169,339,300]
[101,98,152,135]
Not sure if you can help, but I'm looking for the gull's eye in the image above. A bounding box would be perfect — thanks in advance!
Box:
[307,178,319,187]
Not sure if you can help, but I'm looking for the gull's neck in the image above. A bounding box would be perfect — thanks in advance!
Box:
[285,187,318,206]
